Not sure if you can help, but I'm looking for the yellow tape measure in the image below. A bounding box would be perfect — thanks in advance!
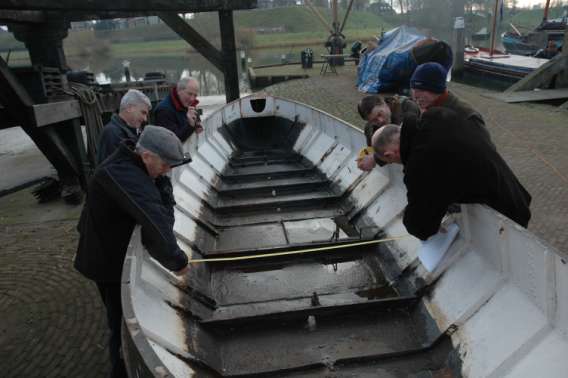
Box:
[188,235,410,264]
[357,146,375,160]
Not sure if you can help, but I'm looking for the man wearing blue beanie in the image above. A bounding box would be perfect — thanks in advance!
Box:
[410,62,491,141]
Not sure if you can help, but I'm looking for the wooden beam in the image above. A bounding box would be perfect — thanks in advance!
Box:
[0,10,45,23]
[304,0,334,35]
[505,54,568,93]
[339,0,355,34]
[0,0,257,12]
[219,10,239,102]
[32,100,82,127]
[451,0,465,77]
[158,12,223,72]
[484,88,568,103]
[0,54,34,126]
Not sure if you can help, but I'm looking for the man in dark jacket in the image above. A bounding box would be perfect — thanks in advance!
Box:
[96,89,151,164]
[371,108,531,241]
[154,77,203,142]
[356,94,420,171]
[410,62,492,142]
[75,125,191,377]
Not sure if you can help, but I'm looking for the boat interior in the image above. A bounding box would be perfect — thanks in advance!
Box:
[122,96,568,378]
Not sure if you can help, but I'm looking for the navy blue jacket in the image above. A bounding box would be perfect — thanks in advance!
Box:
[154,90,194,142]
[75,140,188,283]
[96,114,139,164]
[401,107,531,240]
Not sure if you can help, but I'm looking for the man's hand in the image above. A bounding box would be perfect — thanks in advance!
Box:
[186,107,204,134]
[186,107,198,127]
[173,264,190,276]
[357,154,376,171]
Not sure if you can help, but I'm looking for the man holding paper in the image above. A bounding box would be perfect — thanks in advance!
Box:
[371,107,531,241]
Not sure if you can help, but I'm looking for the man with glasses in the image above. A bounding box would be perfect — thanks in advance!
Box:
[154,77,203,142]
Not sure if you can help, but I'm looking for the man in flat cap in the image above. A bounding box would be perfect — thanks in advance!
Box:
[75,125,191,377]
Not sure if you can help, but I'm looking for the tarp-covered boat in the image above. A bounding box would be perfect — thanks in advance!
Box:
[122,94,568,377]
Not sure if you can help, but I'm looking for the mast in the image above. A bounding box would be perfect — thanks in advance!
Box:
[489,0,499,57]
[543,0,551,22]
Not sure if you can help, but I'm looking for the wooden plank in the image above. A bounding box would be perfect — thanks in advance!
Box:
[0,0,257,12]
[0,10,45,23]
[32,100,82,127]
[505,53,568,93]
[158,12,223,72]
[484,88,568,103]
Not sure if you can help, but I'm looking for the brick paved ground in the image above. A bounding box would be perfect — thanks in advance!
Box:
[0,190,110,378]
[0,66,566,377]
[263,65,568,254]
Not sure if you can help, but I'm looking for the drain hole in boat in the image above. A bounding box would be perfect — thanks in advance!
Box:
[250,98,266,113]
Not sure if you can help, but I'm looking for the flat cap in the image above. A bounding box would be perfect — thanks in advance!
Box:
[138,125,191,167]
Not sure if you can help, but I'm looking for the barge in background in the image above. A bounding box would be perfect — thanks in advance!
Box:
[121,95,568,377]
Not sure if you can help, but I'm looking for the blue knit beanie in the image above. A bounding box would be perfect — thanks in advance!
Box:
[410,62,447,93]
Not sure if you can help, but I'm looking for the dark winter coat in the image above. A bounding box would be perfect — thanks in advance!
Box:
[75,141,188,283]
[438,91,492,142]
[401,107,531,240]
[154,88,199,142]
[96,114,139,165]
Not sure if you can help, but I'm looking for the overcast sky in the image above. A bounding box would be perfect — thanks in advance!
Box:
[516,0,564,7]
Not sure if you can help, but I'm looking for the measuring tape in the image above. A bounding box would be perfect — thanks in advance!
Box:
[188,235,410,264]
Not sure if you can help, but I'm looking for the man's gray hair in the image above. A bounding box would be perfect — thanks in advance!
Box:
[372,124,401,156]
[119,89,151,112]
[177,76,199,92]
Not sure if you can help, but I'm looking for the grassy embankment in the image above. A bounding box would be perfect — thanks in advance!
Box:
[1,7,390,63]
[1,5,563,63]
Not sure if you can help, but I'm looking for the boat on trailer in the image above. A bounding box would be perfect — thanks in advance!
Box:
[121,94,568,377]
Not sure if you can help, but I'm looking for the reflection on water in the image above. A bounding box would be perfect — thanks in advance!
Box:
[66,45,330,92]
[67,52,250,95]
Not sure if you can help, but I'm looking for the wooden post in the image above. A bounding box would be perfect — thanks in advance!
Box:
[489,0,499,57]
[452,0,465,78]
[219,10,239,103]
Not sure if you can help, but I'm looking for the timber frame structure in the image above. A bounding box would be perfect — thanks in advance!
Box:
[0,0,257,201]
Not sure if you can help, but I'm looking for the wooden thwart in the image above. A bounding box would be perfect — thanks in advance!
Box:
[484,88,568,103]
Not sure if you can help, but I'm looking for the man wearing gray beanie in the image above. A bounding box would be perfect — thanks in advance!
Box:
[75,125,191,377]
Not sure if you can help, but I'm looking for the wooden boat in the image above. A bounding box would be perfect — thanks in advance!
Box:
[464,47,549,85]
[121,94,568,377]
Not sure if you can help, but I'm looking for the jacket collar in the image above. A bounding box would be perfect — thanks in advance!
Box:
[112,114,139,137]
[170,88,185,112]
[427,90,449,109]
[116,140,149,175]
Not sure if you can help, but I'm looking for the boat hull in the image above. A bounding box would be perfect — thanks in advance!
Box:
[122,95,568,377]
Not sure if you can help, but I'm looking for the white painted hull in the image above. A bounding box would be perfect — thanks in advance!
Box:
[122,94,568,377]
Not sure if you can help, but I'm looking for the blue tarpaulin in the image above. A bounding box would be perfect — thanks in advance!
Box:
[357,26,426,93]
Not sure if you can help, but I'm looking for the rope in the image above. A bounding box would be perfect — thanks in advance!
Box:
[67,83,105,172]
[187,235,410,264]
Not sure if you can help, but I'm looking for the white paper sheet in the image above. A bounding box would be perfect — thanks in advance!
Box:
[418,223,460,272]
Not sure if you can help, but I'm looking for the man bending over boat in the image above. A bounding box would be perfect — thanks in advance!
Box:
[356,94,420,171]
[96,89,151,164]
[370,109,531,241]
[75,126,191,377]
[154,76,204,142]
